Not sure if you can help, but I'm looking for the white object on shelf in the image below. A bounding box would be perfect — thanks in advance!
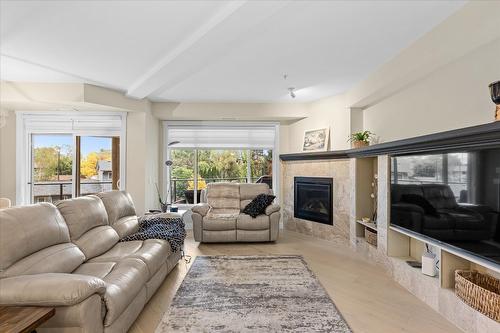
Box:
[356,219,377,231]
[422,252,437,277]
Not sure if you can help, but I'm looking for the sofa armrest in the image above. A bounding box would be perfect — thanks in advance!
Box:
[265,204,280,216]
[0,273,106,307]
[191,203,210,217]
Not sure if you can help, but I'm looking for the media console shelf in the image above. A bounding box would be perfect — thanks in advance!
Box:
[389,225,500,287]
[353,157,378,247]
[356,219,377,231]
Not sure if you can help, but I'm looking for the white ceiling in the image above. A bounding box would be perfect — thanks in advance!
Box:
[0,1,465,102]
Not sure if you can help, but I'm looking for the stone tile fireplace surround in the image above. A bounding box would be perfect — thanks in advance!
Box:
[282,159,351,244]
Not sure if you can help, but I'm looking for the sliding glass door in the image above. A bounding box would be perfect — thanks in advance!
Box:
[30,134,120,204]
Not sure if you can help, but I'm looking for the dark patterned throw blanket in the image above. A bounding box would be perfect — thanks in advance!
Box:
[120,215,186,252]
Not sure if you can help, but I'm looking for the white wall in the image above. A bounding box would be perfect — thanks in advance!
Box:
[283,94,352,152]
[144,108,160,212]
[126,109,161,215]
[284,1,500,147]
[0,109,16,202]
[363,38,499,142]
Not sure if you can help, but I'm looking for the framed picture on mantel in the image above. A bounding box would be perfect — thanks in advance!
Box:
[302,128,329,152]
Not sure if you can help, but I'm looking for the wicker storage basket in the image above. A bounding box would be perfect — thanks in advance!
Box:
[455,270,500,322]
[365,227,377,247]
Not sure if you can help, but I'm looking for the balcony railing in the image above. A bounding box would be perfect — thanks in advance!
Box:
[170,177,270,204]
[32,180,112,203]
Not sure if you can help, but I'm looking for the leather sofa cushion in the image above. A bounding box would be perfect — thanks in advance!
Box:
[73,225,120,260]
[239,183,270,200]
[237,214,270,230]
[203,216,236,231]
[97,191,139,238]
[0,203,70,272]
[88,239,171,278]
[113,215,140,239]
[239,183,270,210]
[56,195,109,239]
[0,243,85,279]
[240,199,253,210]
[74,257,149,326]
[207,183,240,210]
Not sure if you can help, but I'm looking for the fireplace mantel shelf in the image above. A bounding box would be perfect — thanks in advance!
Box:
[280,122,500,161]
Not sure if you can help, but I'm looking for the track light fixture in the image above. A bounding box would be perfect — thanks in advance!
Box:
[283,74,296,99]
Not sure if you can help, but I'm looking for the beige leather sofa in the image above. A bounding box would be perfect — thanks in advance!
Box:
[0,191,181,333]
[191,183,280,242]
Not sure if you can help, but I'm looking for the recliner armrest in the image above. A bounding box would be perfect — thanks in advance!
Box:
[0,273,106,307]
[191,203,210,217]
[458,203,496,215]
[265,204,280,216]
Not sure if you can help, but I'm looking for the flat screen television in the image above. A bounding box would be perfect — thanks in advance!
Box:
[390,147,500,265]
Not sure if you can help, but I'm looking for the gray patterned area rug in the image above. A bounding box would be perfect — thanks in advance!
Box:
[158,255,352,333]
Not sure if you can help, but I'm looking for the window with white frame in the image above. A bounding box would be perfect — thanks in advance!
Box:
[163,122,279,205]
[16,112,127,205]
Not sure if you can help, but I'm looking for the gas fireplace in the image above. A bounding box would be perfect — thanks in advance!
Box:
[294,177,333,225]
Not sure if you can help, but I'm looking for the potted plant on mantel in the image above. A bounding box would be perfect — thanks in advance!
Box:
[348,131,375,148]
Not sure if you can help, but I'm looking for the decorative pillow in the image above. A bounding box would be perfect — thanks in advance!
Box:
[401,194,439,217]
[243,194,276,218]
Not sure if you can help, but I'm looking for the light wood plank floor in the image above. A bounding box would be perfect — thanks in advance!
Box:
[130,230,462,333]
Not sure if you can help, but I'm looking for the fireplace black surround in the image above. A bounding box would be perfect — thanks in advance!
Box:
[294,177,333,225]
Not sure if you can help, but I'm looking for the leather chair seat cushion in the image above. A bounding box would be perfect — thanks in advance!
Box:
[88,239,171,277]
[73,257,149,326]
[237,214,270,230]
[203,216,237,231]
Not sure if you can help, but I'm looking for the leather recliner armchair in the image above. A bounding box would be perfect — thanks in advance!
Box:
[191,183,280,243]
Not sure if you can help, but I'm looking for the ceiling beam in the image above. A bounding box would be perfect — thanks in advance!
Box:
[126,1,289,100]
[0,53,123,91]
